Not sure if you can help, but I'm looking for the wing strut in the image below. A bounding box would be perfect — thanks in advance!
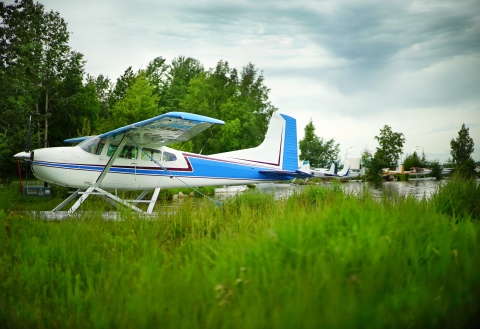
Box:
[49,134,162,218]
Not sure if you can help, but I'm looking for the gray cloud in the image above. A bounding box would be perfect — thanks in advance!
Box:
[8,0,480,162]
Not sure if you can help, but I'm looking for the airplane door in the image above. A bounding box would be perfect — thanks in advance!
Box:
[100,143,137,187]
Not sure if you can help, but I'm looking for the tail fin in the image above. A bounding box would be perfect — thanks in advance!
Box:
[213,113,298,170]
[327,163,335,175]
[337,165,350,177]
[299,160,311,172]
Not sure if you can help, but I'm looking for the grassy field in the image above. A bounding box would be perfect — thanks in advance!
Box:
[1,178,479,328]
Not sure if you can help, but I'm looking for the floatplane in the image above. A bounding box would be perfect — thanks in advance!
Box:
[299,161,351,179]
[383,165,434,181]
[14,112,311,216]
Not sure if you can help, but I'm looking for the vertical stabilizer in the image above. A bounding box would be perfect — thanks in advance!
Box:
[213,113,299,170]
[337,165,350,177]
[281,114,299,171]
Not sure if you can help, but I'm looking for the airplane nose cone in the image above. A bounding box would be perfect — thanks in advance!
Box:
[14,151,32,161]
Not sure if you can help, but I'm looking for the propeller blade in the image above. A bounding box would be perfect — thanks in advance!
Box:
[25,115,32,152]
[14,151,32,161]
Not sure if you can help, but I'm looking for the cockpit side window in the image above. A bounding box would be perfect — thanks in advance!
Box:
[140,148,161,161]
[106,143,138,159]
[138,148,177,162]
[163,151,177,162]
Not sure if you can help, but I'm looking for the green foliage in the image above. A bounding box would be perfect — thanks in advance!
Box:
[105,74,159,131]
[450,124,476,178]
[403,151,423,170]
[374,125,405,168]
[161,56,204,112]
[362,125,405,182]
[430,174,480,220]
[428,159,443,180]
[0,0,96,177]
[0,0,45,179]
[180,60,276,154]
[47,70,101,145]
[109,67,137,107]
[396,173,409,181]
[86,74,114,118]
[361,148,384,183]
[145,56,168,108]
[299,119,340,168]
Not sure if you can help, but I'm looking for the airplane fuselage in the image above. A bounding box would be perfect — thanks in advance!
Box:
[30,143,290,190]
[13,112,310,215]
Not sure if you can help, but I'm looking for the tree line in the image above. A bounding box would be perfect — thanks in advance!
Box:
[0,0,276,180]
[299,120,477,181]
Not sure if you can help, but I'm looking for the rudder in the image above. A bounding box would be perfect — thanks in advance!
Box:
[280,114,298,171]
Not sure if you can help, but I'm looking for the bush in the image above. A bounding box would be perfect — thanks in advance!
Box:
[429,159,442,180]
[430,174,480,220]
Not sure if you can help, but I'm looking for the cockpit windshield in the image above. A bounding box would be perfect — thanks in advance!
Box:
[78,136,105,155]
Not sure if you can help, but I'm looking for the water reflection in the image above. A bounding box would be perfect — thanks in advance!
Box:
[229,180,444,201]
[343,179,441,200]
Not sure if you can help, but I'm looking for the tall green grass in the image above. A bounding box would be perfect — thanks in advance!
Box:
[430,174,480,220]
[1,180,479,328]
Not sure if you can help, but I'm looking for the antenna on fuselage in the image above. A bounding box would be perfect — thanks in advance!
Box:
[198,126,214,154]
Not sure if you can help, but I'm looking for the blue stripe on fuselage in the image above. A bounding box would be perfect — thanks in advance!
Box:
[186,156,276,180]
[33,156,292,181]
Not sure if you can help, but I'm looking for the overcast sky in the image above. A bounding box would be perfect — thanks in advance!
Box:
[18,0,480,162]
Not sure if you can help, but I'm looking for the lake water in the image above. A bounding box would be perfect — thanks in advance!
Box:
[342,179,441,200]
[166,179,443,209]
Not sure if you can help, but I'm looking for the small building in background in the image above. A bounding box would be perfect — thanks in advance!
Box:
[344,157,361,170]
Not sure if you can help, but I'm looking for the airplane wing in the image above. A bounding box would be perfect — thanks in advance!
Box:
[64,136,93,143]
[64,112,225,146]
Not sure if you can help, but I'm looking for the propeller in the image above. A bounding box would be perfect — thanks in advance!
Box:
[13,115,32,161]
[26,114,31,153]
[14,116,33,192]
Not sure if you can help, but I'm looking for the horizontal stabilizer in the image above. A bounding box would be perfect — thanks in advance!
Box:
[260,169,313,178]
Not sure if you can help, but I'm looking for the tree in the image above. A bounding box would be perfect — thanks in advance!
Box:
[360,147,383,183]
[180,60,276,154]
[0,0,89,179]
[235,63,277,148]
[361,125,405,182]
[403,151,422,170]
[160,56,203,112]
[49,78,100,143]
[374,125,405,168]
[1,0,46,178]
[145,56,168,108]
[299,119,340,168]
[100,73,159,132]
[86,73,113,119]
[450,123,476,177]
[428,159,443,180]
[109,67,137,108]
